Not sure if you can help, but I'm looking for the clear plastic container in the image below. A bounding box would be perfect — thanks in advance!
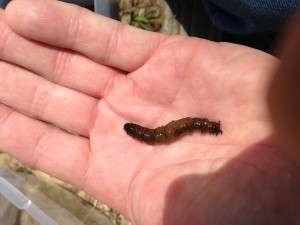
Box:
[0,168,83,225]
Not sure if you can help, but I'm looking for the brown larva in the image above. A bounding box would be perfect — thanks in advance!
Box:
[124,117,222,145]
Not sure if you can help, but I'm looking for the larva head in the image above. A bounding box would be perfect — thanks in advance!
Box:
[207,121,222,135]
[124,123,138,137]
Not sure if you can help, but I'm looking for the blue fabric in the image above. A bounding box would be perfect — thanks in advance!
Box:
[202,0,300,34]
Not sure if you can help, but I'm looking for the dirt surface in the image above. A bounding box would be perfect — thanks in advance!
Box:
[120,0,163,31]
[120,0,187,35]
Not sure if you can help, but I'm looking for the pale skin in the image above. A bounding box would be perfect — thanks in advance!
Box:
[1,0,300,224]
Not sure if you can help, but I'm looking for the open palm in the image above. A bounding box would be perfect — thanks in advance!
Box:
[1,1,300,225]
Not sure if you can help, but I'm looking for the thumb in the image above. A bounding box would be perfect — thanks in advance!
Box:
[268,16,300,164]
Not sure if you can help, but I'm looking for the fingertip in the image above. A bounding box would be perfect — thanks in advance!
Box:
[4,0,74,43]
[4,0,37,33]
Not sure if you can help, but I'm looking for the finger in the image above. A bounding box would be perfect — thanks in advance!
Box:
[268,17,300,164]
[0,103,90,187]
[5,0,165,72]
[0,61,97,136]
[0,12,123,98]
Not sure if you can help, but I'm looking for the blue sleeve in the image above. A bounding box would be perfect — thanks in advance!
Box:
[202,0,300,34]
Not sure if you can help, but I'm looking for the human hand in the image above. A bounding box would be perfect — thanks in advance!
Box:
[1,1,300,224]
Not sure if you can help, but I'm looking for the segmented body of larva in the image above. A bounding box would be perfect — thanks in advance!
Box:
[124,117,222,145]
